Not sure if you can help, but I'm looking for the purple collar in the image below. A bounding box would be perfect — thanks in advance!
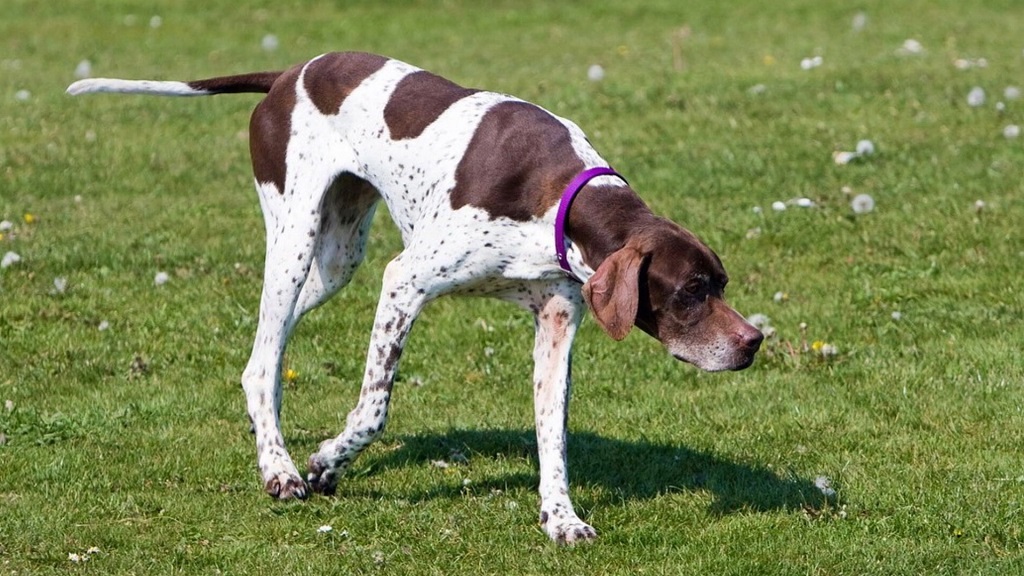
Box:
[554,166,627,281]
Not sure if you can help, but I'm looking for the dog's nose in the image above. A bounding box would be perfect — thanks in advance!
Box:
[740,326,764,351]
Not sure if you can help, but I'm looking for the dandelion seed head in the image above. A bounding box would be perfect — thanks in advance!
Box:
[833,151,857,165]
[1005,86,1021,100]
[967,86,986,107]
[74,59,92,79]
[1004,124,1020,139]
[897,39,924,55]
[800,56,823,70]
[149,15,163,28]
[261,34,279,52]
[746,313,771,329]
[53,277,68,294]
[98,320,110,331]
[855,139,875,156]
[851,12,867,32]
[15,89,30,102]
[587,64,605,82]
[814,475,837,497]
[851,193,875,214]
[154,271,170,286]
[1,251,21,268]
[891,311,902,321]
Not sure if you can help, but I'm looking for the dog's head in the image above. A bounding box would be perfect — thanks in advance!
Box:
[581,224,762,371]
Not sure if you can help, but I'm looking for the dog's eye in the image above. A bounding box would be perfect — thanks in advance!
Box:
[681,277,709,299]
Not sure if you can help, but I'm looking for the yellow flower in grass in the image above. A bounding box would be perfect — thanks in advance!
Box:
[23,213,36,224]
[812,341,838,357]
[284,368,299,382]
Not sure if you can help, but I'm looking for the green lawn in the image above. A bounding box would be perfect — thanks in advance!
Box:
[2,0,1023,573]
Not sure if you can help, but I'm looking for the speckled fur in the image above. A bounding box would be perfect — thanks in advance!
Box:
[67,51,763,545]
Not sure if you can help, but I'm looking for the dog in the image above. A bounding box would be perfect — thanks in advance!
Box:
[67,51,763,544]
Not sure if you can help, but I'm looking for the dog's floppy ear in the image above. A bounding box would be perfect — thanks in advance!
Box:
[582,246,645,341]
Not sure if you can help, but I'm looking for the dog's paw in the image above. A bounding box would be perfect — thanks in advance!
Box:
[540,510,597,545]
[306,452,343,496]
[264,471,308,500]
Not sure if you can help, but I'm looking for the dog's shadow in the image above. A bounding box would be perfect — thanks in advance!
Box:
[359,428,825,515]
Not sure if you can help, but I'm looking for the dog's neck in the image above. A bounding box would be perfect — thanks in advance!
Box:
[565,184,659,276]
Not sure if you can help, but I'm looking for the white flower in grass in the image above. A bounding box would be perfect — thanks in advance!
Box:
[53,277,68,294]
[317,525,333,533]
[752,205,763,214]
[0,220,12,232]
[154,271,169,286]
[85,130,97,143]
[967,86,986,107]
[771,200,787,211]
[261,34,279,52]
[855,139,875,156]
[15,89,30,102]
[851,12,867,32]
[4,399,13,411]
[800,56,822,70]
[851,193,875,214]
[98,320,110,331]
[68,553,83,563]
[814,475,837,497]
[149,15,162,28]
[1004,125,1020,139]
[897,39,924,56]
[74,59,92,79]
[587,64,605,82]
[833,151,857,165]
[891,311,902,321]
[746,313,771,330]
[1,251,21,268]
[795,197,814,208]
[1005,86,1021,100]
[773,291,788,303]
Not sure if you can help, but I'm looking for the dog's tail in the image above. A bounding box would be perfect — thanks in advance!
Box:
[66,71,284,97]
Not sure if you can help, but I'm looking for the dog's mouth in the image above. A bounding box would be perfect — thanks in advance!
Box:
[671,352,757,372]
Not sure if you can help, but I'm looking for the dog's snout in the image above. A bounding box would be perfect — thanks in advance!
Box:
[742,327,764,351]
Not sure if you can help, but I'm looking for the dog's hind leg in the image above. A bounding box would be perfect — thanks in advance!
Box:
[241,163,364,499]
[293,173,379,318]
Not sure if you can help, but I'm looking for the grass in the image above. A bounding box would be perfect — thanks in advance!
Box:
[2,0,1024,573]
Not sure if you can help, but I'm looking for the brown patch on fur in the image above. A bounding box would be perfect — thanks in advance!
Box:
[303,52,389,116]
[384,71,479,140]
[249,65,301,193]
[451,101,584,221]
[188,71,283,94]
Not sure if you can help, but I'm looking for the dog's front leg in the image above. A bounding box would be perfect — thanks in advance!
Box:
[307,255,428,495]
[529,285,596,544]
